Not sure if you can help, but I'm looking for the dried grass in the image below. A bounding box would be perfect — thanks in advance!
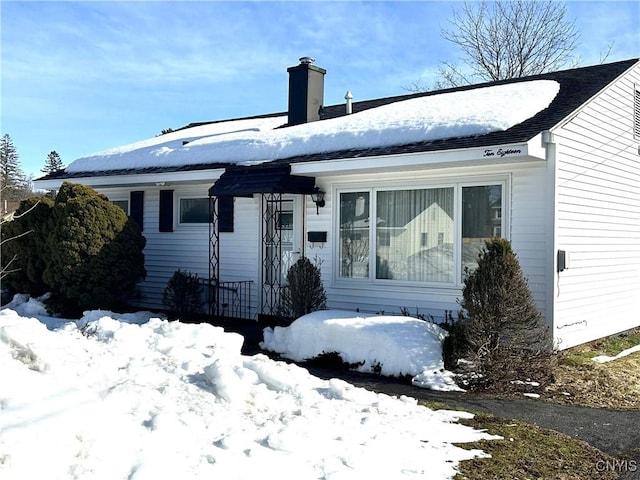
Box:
[544,328,640,410]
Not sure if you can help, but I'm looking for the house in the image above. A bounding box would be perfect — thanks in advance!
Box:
[35,57,640,349]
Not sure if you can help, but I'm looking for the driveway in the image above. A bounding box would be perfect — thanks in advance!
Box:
[234,322,640,479]
[305,365,640,480]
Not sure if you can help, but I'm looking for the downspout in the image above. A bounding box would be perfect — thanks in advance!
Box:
[541,130,558,347]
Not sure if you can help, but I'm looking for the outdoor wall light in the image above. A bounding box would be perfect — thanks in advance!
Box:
[311,186,325,214]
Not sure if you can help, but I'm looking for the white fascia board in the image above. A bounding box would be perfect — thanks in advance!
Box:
[291,142,545,177]
[33,168,225,190]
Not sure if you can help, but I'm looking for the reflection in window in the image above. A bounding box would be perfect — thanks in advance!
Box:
[462,185,502,274]
[112,200,129,214]
[339,192,370,278]
[180,198,209,223]
[337,183,504,285]
[376,188,454,282]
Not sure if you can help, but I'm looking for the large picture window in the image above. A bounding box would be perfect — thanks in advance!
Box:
[337,181,504,285]
[376,187,454,282]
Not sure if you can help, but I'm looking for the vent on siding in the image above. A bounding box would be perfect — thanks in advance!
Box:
[635,84,640,139]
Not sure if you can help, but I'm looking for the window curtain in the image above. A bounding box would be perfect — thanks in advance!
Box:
[376,188,454,283]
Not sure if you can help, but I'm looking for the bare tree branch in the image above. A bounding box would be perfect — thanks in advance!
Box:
[436,0,580,89]
[0,229,34,247]
[0,254,20,280]
[0,200,39,285]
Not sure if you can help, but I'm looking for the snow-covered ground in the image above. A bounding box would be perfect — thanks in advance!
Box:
[1,295,497,480]
[592,345,640,363]
[261,310,464,391]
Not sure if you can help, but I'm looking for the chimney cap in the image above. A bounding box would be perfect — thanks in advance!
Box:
[299,56,315,65]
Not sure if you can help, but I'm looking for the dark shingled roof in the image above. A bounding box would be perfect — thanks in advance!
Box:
[208,164,315,196]
[38,58,638,181]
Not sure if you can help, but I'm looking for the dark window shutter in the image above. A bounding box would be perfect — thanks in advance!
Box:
[159,190,174,232]
[130,191,144,231]
[218,196,234,232]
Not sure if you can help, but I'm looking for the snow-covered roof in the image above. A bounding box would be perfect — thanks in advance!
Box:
[66,80,559,174]
[35,58,637,181]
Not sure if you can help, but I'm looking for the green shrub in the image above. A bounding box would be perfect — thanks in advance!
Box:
[279,256,327,320]
[42,182,146,315]
[441,312,471,371]
[458,238,554,389]
[162,269,203,320]
[1,196,54,296]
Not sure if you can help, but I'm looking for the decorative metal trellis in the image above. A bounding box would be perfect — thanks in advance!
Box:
[207,195,220,316]
[261,193,284,316]
[207,164,315,319]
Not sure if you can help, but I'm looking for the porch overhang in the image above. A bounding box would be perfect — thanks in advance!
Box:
[208,164,316,197]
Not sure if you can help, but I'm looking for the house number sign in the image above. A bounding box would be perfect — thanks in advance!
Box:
[483,147,522,158]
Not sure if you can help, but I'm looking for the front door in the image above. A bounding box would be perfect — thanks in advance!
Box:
[261,194,304,315]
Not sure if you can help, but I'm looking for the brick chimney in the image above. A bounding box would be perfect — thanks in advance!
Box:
[287,57,326,126]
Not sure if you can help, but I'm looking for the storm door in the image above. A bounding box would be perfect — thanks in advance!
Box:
[261,194,303,315]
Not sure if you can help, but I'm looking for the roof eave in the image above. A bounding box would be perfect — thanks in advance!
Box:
[33,167,226,190]
[292,140,546,177]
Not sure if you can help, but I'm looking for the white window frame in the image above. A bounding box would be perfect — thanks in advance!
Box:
[177,195,209,226]
[111,198,129,215]
[333,175,509,289]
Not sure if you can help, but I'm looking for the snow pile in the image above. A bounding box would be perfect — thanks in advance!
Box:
[66,80,559,173]
[0,296,496,480]
[261,310,464,391]
[592,345,640,363]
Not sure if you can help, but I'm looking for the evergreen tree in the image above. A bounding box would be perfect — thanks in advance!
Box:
[42,150,65,174]
[156,128,174,136]
[0,133,28,202]
[458,238,554,389]
[42,182,146,315]
[1,196,55,294]
[279,257,327,321]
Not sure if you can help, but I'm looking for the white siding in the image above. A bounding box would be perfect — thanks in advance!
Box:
[309,164,549,323]
[553,64,640,348]
[91,160,552,324]
[509,164,552,325]
[96,184,261,317]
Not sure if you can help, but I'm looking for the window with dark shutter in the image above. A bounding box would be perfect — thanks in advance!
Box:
[218,196,234,232]
[159,190,174,232]
[130,191,144,231]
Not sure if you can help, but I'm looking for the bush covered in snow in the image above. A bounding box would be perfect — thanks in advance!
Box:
[278,256,326,322]
[457,238,555,390]
[2,182,146,316]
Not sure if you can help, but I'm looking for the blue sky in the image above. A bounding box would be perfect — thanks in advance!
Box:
[1,1,638,179]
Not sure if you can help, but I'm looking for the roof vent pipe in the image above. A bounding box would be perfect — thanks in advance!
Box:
[345,91,353,115]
